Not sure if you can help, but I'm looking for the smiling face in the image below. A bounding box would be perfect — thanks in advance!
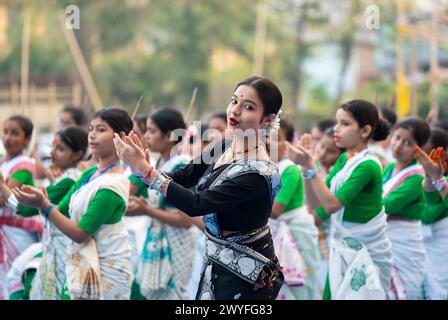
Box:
[390,127,417,164]
[226,85,274,135]
[88,117,117,160]
[2,120,30,157]
[333,109,372,150]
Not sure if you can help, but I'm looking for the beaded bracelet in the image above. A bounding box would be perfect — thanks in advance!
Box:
[149,172,172,194]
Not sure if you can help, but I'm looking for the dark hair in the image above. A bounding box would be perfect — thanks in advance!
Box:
[433,119,448,132]
[208,112,227,124]
[380,107,397,127]
[235,76,282,116]
[6,115,33,138]
[315,119,336,133]
[134,114,147,134]
[396,117,430,147]
[62,105,87,127]
[279,119,295,143]
[428,127,448,150]
[340,99,390,141]
[57,126,89,161]
[324,127,335,137]
[149,107,187,144]
[93,108,133,134]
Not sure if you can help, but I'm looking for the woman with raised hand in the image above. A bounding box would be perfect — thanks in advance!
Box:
[382,117,430,300]
[0,126,88,300]
[0,115,42,299]
[12,108,134,300]
[126,107,196,300]
[114,76,284,300]
[415,144,448,300]
[288,100,393,300]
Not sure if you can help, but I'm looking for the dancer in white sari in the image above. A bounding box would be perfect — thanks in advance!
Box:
[382,118,430,300]
[269,119,320,300]
[0,126,88,300]
[13,108,135,300]
[0,115,42,300]
[288,100,393,300]
[126,108,195,300]
[415,145,448,300]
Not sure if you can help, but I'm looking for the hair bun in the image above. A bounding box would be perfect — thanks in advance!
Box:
[372,119,390,141]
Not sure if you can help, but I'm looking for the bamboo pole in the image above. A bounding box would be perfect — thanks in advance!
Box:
[253,1,268,76]
[429,8,439,121]
[59,16,103,111]
[20,10,31,115]
[131,95,144,120]
[185,87,198,124]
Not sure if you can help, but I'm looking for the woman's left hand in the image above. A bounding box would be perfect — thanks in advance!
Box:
[126,195,150,217]
[12,185,50,210]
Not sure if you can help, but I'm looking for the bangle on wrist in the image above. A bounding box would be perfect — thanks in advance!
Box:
[40,203,55,219]
[148,172,172,194]
[432,177,448,192]
[303,168,317,180]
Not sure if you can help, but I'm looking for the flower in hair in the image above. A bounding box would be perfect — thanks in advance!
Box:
[265,110,282,135]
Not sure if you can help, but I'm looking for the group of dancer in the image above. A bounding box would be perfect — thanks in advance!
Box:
[0,75,447,300]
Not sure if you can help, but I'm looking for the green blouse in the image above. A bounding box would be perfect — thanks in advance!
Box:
[423,176,448,224]
[315,152,383,223]
[382,161,424,220]
[56,167,127,235]
[9,169,35,186]
[275,164,304,212]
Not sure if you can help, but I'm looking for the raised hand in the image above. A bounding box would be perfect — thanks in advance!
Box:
[429,147,447,173]
[12,185,49,210]
[286,140,314,169]
[299,133,314,155]
[113,131,151,175]
[415,146,445,180]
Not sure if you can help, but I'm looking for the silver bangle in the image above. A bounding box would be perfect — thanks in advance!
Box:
[149,172,172,194]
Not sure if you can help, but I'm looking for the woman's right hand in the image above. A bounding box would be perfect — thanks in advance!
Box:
[113,131,151,175]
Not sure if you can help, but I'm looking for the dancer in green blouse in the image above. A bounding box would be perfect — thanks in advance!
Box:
[0,126,88,299]
[415,142,448,300]
[382,117,430,300]
[288,100,393,300]
[12,108,134,300]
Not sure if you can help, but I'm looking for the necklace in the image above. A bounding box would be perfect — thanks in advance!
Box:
[232,143,260,155]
